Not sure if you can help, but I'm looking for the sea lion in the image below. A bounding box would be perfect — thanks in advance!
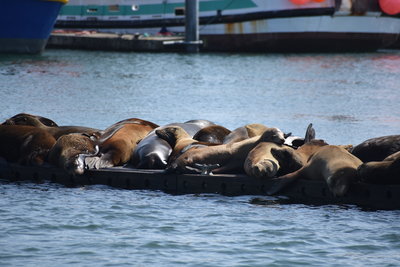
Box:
[47,133,99,175]
[169,127,286,174]
[155,126,216,164]
[131,121,215,169]
[267,145,363,197]
[0,125,56,165]
[357,151,400,184]
[184,119,216,129]
[2,112,101,139]
[193,125,231,144]
[244,136,328,179]
[222,123,269,144]
[244,142,302,178]
[2,112,58,127]
[84,118,158,169]
[351,135,400,162]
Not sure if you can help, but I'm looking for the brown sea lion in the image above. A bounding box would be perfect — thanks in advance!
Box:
[267,145,363,197]
[244,137,328,179]
[357,151,400,184]
[0,125,56,165]
[47,133,99,175]
[351,135,400,162]
[244,143,297,178]
[244,123,322,178]
[169,127,285,174]
[193,125,231,144]
[2,112,101,139]
[222,123,269,144]
[84,118,159,169]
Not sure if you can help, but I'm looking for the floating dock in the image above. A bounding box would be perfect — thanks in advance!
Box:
[1,161,399,210]
[47,32,185,52]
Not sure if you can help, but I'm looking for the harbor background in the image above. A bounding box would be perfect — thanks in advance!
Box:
[0,48,400,266]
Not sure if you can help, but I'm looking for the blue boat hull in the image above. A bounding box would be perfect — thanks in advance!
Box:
[0,0,65,54]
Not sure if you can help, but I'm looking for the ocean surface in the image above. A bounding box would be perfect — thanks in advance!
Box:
[0,48,399,266]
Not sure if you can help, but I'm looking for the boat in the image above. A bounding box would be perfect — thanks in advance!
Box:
[0,0,68,54]
[54,0,400,52]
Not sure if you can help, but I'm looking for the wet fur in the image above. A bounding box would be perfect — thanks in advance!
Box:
[85,118,158,169]
[193,125,231,144]
[0,125,56,165]
[351,135,400,162]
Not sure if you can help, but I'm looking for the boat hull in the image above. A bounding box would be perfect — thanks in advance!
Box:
[0,0,66,54]
[54,0,400,52]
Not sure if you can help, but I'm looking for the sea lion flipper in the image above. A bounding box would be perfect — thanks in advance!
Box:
[194,163,220,175]
[304,123,315,144]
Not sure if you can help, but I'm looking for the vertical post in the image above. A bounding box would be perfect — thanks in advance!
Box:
[185,0,199,52]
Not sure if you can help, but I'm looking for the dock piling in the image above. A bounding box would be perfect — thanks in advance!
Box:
[185,0,200,52]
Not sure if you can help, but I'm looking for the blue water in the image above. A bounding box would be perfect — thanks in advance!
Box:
[0,49,400,266]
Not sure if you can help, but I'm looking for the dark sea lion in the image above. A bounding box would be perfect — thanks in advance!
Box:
[169,127,286,174]
[0,125,56,165]
[193,125,231,144]
[2,112,101,139]
[84,118,158,169]
[2,112,58,127]
[47,133,99,175]
[131,122,214,169]
[184,119,216,129]
[222,123,269,144]
[268,145,363,197]
[357,151,400,184]
[351,135,400,162]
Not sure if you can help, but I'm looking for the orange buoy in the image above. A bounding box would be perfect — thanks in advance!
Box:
[290,0,310,5]
[379,0,400,15]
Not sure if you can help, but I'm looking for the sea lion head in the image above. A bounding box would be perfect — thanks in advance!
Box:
[260,128,285,145]
[155,126,190,148]
[49,133,99,176]
[2,113,58,127]
[271,146,304,174]
[252,159,279,178]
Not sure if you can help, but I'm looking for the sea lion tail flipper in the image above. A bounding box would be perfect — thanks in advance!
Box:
[84,155,114,169]
[84,155,100,169]
[266,173,299,195]
[284,132,292,139]
[304,123,315,143]
[193,163,220,175]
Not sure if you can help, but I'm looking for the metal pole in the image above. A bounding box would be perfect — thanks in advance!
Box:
[185,0,199,52]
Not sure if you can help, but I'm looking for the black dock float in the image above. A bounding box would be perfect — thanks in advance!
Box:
[1,161,399,210]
